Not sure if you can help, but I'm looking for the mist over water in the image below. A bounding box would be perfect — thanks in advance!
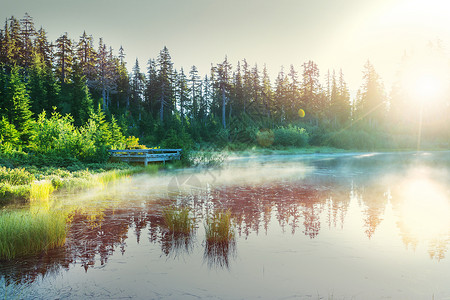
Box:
[1,152,449,299]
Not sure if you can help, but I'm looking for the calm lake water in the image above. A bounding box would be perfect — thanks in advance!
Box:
[1,152,450,299]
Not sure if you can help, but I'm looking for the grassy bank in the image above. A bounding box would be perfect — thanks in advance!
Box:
[0,163,161,206]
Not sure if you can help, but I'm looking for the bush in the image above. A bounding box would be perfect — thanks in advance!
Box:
[256,129,275,147]
[273,125,309,147]
[0,167,35,185]
[321,129,390,150]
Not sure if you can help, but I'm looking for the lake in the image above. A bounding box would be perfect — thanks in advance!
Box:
[1,152,449,299]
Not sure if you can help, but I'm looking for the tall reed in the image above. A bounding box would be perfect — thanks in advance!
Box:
[0,210,67,260]
[204,209,235,243]
[29,181,54,202]
[203,210,236,269]
[162,206,194,235]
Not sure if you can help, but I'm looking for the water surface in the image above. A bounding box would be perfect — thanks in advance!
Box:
[1,152,449,299]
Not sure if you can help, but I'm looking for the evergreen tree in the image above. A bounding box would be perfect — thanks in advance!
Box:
[7,17,23,66]
[130,58,145,118]
[286,64,301,120]
[156,46,175,123]
[300,60,323,123]
[188,65,201,120]
[177,68,189,122]
[34,27,53,68]
[55,33,73,83]
[274,67,289,123]
[213,56,232,129]
[144,58,158,117]
[4,66,34,142]
[356,60,386,128]
[70,62,94,125]
[76,31,97,84]
[261,64,273,120]
[20,13,36,68]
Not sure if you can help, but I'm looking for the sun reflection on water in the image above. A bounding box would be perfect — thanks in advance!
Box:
[395,172,450,259]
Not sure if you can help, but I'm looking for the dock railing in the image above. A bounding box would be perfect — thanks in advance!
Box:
[108,149,182,166]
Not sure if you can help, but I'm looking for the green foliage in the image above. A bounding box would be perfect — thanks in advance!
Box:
[0,167,34,185]
[30,181,54,201]
[27,109,133,165]
[162,129,192,149]
[273,125,309,147]
[256,129,275,147]
[124,136,143,149]
[0,117,21,152]
[0,210,67,260]
[3,66,34,142]
[322,129,390,150]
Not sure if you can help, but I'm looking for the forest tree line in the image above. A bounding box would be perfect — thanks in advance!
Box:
[0,14,449,163]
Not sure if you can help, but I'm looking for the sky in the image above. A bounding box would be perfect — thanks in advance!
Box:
[1,0,449,98]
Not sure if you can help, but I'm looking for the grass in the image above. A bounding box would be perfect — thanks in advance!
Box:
[204,209,235,243]
[0,163,162,205]
[162,206,195,235]
[30,181,54,202]
[0,210,67,260]
[203,210,236,269]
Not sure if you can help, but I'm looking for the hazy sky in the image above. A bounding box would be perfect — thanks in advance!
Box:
[1,0,449,96]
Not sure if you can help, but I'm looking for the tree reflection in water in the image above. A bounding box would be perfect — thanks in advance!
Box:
[1,156,449,285]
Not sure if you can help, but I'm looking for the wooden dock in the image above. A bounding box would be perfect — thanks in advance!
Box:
[108,149,182,166]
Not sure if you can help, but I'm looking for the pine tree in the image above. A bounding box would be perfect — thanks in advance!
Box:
[130,58,145,118]
[156,46,174,123]
[71,62,94,125]
[5,66,34,142]
[356,60,386,128]
[20,13,36,68]
[34,27,53,68]
[213,56,232,129]
[300,60,322,123]
[55,33,73,83]
[177,68,189,122]
[261,64,273,120]
[144,58,158,117]
[76,31,97,84]
[274,67,289,123]
[7,17,23,66]
[188,65,201,120]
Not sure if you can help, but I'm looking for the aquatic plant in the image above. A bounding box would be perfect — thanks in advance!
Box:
[162,206,195,235]
[204,209,235,243]
[203,210,236,269]
[0,210,67,260]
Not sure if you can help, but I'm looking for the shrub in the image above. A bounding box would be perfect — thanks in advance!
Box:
[273,125,309,147]
[256,129,275,147]
[0,167,34,185]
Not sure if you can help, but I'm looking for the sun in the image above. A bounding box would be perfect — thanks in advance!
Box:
[400,54,448,104]
[411,73,444,101]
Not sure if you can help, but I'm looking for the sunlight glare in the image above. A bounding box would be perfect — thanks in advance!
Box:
[398,177,450,240]
[400,55,448,104]
[414,73,443,100]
